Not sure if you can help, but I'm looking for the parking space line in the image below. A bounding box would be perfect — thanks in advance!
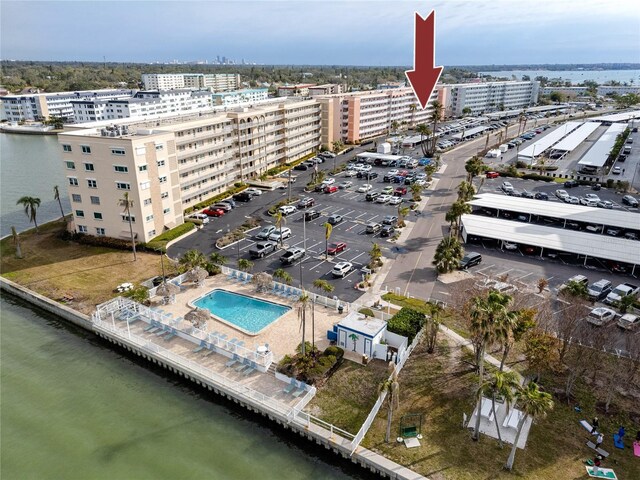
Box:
[348,251,367,263]
[366,214,379,223]
[311,260,326,270]
[355,212,368,219]
[342,209,355,218]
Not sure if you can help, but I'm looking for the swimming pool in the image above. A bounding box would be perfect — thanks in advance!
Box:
[193,289,291,335]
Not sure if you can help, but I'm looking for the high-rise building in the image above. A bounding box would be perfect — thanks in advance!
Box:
[141,73,241,92]
[443,81,540,116]
[57,99,321,242]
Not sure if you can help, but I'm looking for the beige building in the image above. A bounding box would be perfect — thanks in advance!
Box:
[141,73,241,92]
[308,84,345,96]
[276,84,316,97]
[58,99,320,242]
[316,87,444,146]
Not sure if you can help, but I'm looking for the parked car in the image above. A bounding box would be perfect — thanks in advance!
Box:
[249,241,277,259]
[394,186,407,196]
[304,210,320,221]
[233,192,253,202]
[327,242,347,255]
[501,181,514,193]
[617,313,640,331]
[324,185,339,194]
[612,166,622,174]
[319,151,336,159]
[322,178,336,186]
[268,227,292,242]
[382,186,395,195]
[344,169,358,177]
[587,279,613,301]
[188,213,210,224]
[366,222,382,234]
[486,171,500,179]
[622,195,639,207]
[211,203,232,212]
[555,189,569,200]
[203,208,225,217]
[244,188,263,196]
[331,262,354,278]
[586,307,616,327]
[255,225,276,240]
[297,197,315,209]
[564,180,579,188]
[459,252,482,269]
[584,193,600,202]
[520,190,534,199]
[503,241,518,250]
[534,192,549,200]
[579,197,598,207]
[380,225,395,237]
[365,191,381,201]
[388,196,403,205]
[564,196,579,204]
[328,214,343,225]
[382,215,398,225]
[293,163,309,171]
[339,181,353,189]
[357,184,373,193]
[280,247,305,265]
[278,205,297,216]
[376,194,392,204]
[597,200,613,209]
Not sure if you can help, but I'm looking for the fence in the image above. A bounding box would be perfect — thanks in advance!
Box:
[148,272,190,298]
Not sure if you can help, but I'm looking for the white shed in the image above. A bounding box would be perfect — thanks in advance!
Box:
[335,312,387,358]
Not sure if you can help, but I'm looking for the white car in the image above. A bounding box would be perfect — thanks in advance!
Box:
[501,182,514,193]
[188,213,210,224]
[268,227,292,242]
[244,188,263,196]
[503,241,518,250]
[387,169,399,177]
[339,181,353,189]
[584,193,600,202]
[357,184,373,193]
[564,196,579,204]
[617,313,640,330]
[585,225,601,233]
[586,307,616,326]
[255,225,276,240]
[278,205,297,216]
[597,200,613,209]
[579,197,598,207]
[376,194,392,204]
[353,163,367,171]
[344,169,358,177]
[388,196,403,206]
[359,164,372,173]
[331,261,354,278]
[612,166,622,174]
[322,178,336,186]
[555,189,569,199]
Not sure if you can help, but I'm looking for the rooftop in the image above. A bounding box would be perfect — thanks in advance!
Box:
[578,123,626,167]
[339,312,386,337]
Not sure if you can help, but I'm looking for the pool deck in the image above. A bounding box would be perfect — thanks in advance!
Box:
[155,274,346,360]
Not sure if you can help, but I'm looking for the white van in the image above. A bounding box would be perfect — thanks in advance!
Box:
[188,213,210,224]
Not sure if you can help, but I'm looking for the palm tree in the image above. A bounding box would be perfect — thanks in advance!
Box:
[445,200,471,236]
[274,211,286,247]
[390,120,399,134]
[273,268,293,285]
[465,156,484,183]
[561,279,589,299]
[324,222,333,258]
[117,192,137,261]
[429,101,443,154]
[397,205,410,227]
[432,236,464,274]
[379,363,400,443]
[470,290,513,441]
[416,124,432,157]
[208,252,227,266]
[297,291,310,356]
[410,183,423,202]
[53,185,65,221]
[179,249,206,271]
[237,258,254,272]
[16,196,41,233]
[496,309,535,372]
[312,279,334,294]
[369,242,382,269]
[424,302,443,353]
[478,370,520,448]
[457,181,475,202]
[409,103,417,128]
[505,382,553,470]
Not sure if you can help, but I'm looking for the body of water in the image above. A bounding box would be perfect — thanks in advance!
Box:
[0,295,364,479]
[0,133,70,237]
[479,69,640,85]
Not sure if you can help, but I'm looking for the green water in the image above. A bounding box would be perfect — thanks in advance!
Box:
[0,295,362,479]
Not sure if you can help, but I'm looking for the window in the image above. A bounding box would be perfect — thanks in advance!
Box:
[87,179,97,188]
[65,161,76,170]
[96,227,105,236]
[84,163,95,171]
[145,214,154,222]
[138,164,148,172]
[77,225,88,233]
[156,159,165,167]
[90,196,100,205]
[161,192,169,199]
[163,208,171,215]
[72,194,82,203]
[81,145,91,154]
[114,165,128,173]
[155,144,164,151]
[159,176,167,184]
[116,182,130,190]
[62,144,72,152]
[111,148,126,156]
[121,214,136,223]
[143,198,152,206]
[75,210,85,218]
[148,229,156,237]
[93,212,103,220]
[68,177,79,186]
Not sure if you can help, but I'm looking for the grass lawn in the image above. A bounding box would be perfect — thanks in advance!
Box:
[1,221,177,314]
[306,359,390,435]
[361,338,640,480]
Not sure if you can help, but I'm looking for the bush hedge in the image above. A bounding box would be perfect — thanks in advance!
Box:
[146,222,196,250]
[277,345,344,384]
[521,173,555,182]
[183,183,248,215]
[59,231,163,254]
[387,307,426,343]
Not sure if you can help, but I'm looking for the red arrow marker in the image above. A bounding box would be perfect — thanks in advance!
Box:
[405,10,443,110]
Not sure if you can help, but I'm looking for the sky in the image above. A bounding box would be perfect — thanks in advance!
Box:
[1,0,639,66]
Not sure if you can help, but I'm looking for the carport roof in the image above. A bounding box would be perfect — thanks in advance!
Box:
[588,110,640,123]
[460,214,640,265]
[469,194,640,231]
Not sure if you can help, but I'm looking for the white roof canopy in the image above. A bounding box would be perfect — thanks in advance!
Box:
[518,122,582,159]
[452,125,488,140]
[461,215,640,265]
[469,194,640,231]
[578,123,626,167]
[588,110,640,123]
[552,122,600,152]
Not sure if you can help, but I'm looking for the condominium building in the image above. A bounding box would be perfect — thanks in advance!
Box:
[211,88,269,106]
[540,86,589,97]
[308,84,345,96]
[71,90,213,123]
[443,81,540,116]
[141,73,241,92]
[0,89,134,122]
[315,87,444,146]
[57,99,320,243]
[276,84,316,97]
[596,85,640,96]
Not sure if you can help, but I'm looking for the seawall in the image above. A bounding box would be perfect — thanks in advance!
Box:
[0,277,426,480]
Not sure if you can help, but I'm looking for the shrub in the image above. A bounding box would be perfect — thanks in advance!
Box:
[60,231,166,254]
[387,307,426,343]
[146,223,196,250]
[184,218,203,226]
[324,345,344,361]
[359,307,375,318]
[514,160,528,169]
[267,197,299,215]
[521,173,554,182]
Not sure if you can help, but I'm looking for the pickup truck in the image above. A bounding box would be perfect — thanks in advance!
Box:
[605,283,639,305]
[279,247,305,265]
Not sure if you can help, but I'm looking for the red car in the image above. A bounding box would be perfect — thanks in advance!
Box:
[203,208,225,217]
[394,186,407,196]
[398,170,409,177]
[486,171,500,179]
[327,242,347,255]
[324,185,338,194]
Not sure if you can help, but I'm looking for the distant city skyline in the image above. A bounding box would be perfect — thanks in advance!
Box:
[1,1,639,65]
